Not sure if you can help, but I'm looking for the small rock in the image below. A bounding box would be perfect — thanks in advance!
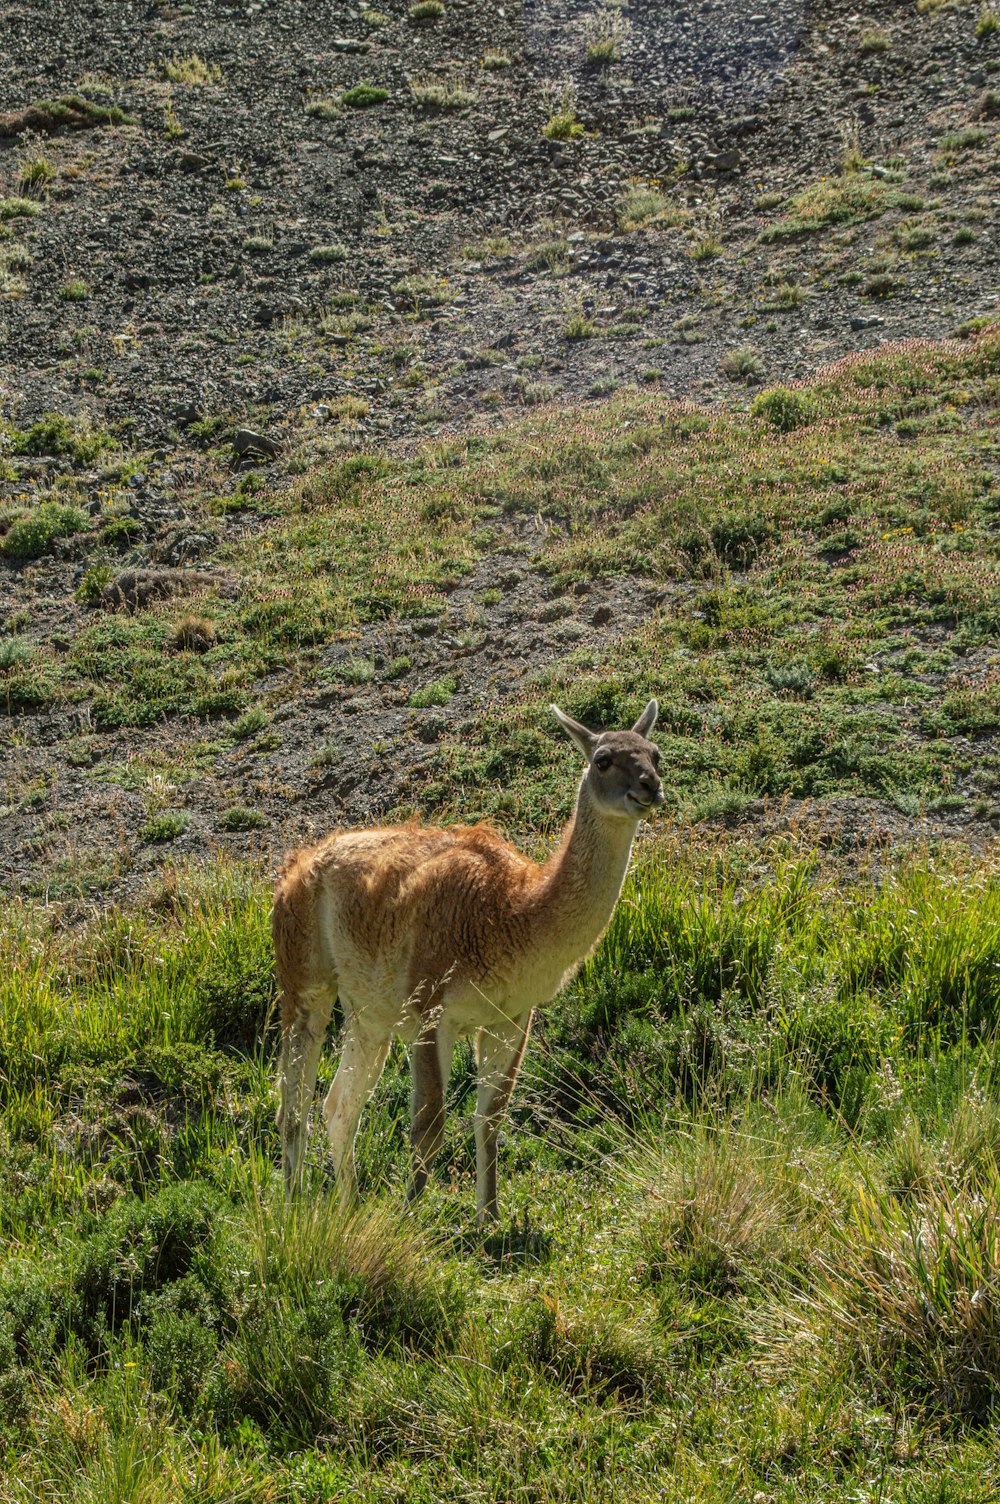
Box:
[232,428,282,458]
[707,147,741,173]
[166,534,212,565]
[591,605,614,626]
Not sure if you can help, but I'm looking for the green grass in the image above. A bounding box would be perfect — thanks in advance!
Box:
[6,335,1000,807]
[761,171,897,239]
[4,842,1000,1497]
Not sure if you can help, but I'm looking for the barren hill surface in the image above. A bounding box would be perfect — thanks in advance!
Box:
[1,0,999,902]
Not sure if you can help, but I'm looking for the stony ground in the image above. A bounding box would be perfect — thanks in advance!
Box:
[1,0,999,902]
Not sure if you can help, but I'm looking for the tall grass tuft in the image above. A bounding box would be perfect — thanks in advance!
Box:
[635,1118,826,1294]
[768,1174,1000,1420]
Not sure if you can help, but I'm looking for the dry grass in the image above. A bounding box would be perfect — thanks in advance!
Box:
[766,1174,1000,1419]
[635,1120,827,1293]
[160,54,222,86]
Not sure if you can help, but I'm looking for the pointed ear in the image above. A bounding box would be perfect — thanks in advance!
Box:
[551,704,598,761]
[632,699,659,738]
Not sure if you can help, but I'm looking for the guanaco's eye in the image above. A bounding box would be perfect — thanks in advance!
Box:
[594,752,612,771]
[651,747,661,766]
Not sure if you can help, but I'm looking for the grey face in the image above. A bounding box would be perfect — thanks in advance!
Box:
[550,699,665,821]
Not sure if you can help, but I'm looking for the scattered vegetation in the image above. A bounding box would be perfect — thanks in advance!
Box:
[308,243,349,264]
[617,184,688,232]
[18,156,56,194]
[541,90,585,141]
[160,54,223,86]
[0,197,43,220]
[1,500,89,559]
[749,386,812,430]
[410,79,477,111]
[720,344,765,382]
[562,308,599,340]
[342,82,390,109]
[409,674,458,707]
[140,810,191,843]
[761,172,895,239]
[859,26,890,54]
[584,11,627,64]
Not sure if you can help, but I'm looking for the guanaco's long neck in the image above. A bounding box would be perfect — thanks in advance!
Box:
[531,777,638,960]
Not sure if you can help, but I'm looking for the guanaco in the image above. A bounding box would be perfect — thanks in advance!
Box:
[273,700,663,1220]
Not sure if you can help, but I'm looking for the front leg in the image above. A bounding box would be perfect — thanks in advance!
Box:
[474,1013,533,1223]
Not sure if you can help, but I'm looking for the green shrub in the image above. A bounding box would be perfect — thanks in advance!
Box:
[0,1259,58,1373]
[100,514,143,549]
[1,501,88,559]
[342,82,389,108]
[65,1182,232,1352]
[75,563,114,603]
[409,675,457,707]
[9,412,110,462]
[210,1281,365,1439]
[142,1275,221,1414]
[219,806,267,833]
[140,811,190,843]
[750,386,812,431]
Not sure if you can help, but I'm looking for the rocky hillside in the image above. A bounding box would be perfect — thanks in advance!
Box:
[1,0,998,902]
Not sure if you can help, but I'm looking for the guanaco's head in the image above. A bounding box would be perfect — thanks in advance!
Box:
[551,700,664,821]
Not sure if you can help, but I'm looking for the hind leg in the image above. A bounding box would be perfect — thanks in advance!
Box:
[408,1014,458,1202]
[277,986,335,1195]
[321,1014,392,1205]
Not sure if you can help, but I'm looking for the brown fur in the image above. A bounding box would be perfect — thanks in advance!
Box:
[272,701,664,1219]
